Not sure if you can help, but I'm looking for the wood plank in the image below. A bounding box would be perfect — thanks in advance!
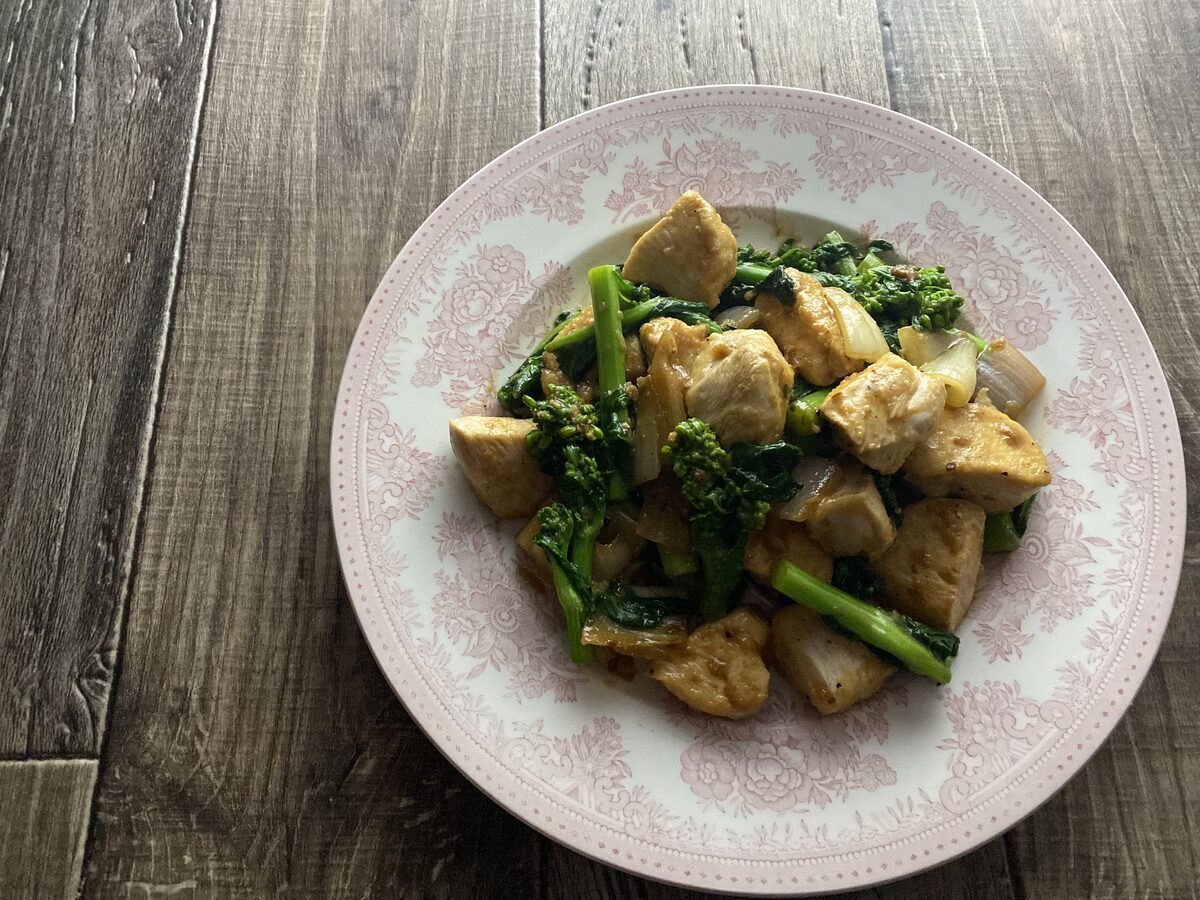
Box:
[0,0,216,754]
[0,760,96,899]
[82,0,544,896]
[879,1,1200,896]
[542,0,890,126]
[540,3,1017,897]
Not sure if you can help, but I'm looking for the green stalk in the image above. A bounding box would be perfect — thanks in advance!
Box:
[822,231,859,276]
[983,494,1036,552]
[588,266,633,499]
[771,562,955,684]
[858,252,888,274]
[550,564,594,664]
[658,545,699,577]
[787,387,831,436]
[734,262,773,285]
[983,513,1022,552]
[497,310,579,413]
[544,298,718,357]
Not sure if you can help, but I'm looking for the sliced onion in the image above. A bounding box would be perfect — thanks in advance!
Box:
[714,305,762,329]
[920,337,979,407]
[648,332,688,432]
[581,614,688,658]
[593,529,645,583]
[974,338,1046,419]
[779,456,840,522]
[632,379,661,485]
[898,326,958,366]
[636,478,692,552]
[824,287,889,361]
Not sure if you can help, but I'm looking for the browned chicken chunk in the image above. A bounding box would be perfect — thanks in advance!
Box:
[686,329,793,446]
[873,498,987,630]
[622,191,738,308]
[803,460,896,557]
[821,352,946,474]
[754,269,863,386]
[903,402,1051,513]
[743,513,834,584]
[448,417,552,519]
[648,608,770,719]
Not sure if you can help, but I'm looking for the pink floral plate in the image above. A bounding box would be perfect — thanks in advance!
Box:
[331,86,1184,894]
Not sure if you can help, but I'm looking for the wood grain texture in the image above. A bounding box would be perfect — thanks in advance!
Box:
[80,0,544,896]
[0,0,216,755]
[0,760,96,899]
[542,0,890,126]
[880,0,1200,897]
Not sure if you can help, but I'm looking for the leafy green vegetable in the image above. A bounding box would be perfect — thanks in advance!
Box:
[983,493,1037,552]
[497,309,578,415]
[771,561,960,684]
[525,385,615,660]
[533,504,593,663]
[665,419,801,620]
[831,556,885,599]
[593,581,694,629]
[723,233,967,351]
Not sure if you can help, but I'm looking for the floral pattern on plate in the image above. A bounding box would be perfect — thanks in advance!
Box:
[332,87,1183,894]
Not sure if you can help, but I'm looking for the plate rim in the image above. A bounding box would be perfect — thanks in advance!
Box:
[330,84,1186,894]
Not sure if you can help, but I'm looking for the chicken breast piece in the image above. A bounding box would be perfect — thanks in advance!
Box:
[821,352,946,475]
[804,460,896,557]
[622,191,738,308]
[903,402,1051,513]
[648,607,770,719]
[873,498,987,630]
[686,329,793,446]
[754,269,864,386]
[744,513,834,584]
[448,417,552,519]
[770,605,895,714]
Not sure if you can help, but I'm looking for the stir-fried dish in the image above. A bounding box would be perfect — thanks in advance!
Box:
[449,192,1050,718]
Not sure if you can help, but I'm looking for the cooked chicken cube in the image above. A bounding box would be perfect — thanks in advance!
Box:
[903,402,1051,513]
[448,417,552,519]
[744,513,834,584]
[804,460,896,557]
[821,352,946,474]
[754,269,863,386]
[769,605,895,715]
[648,608,770,719]
[873,498,986,630]
[686,329,793,445]
[622,191,738,308]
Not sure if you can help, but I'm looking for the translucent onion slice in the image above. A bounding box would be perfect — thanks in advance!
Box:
[779,456,840,522]
[974,338,1046,419]
[714,305,762,329]
[581,613,688,658]
[631,381,661,486]
[635,478,692,553]
[897,325,958,366]
[592,529,645,583]
[920,337,979,407]
[824,287,890,361]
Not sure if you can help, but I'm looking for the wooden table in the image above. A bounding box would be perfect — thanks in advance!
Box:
[2,1,1197,896]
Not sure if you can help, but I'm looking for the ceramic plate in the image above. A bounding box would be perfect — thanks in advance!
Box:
[331,86,1184,894]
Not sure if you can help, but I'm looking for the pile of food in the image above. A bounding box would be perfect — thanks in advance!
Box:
[449,192,1050,718]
